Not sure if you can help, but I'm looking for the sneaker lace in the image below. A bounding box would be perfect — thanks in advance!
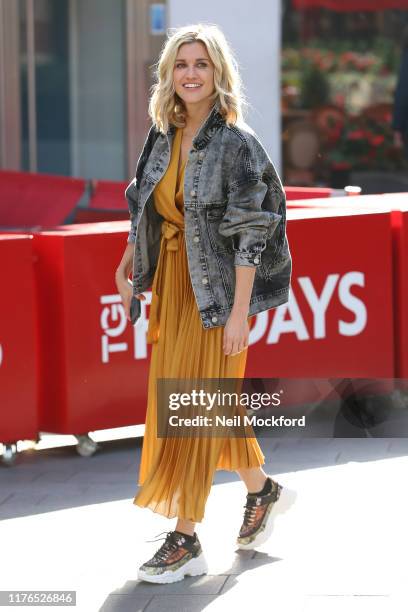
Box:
[145,531,181,562]
[243,498,257,526]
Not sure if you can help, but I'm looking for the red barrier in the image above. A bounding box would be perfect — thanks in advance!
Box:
[0,198,403,442]
[0,170,333,230]
[0,170,86,228]
[287,193,407,210]
[33,227,151,433]
[88,180,128,210]
[246,206,395,378]
[284,186,333,200]
[52,220,130,235]
[0,234,38,443]
[288,193,408,378]
[74,180,129,224]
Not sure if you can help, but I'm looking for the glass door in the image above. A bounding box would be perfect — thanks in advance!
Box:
[9,0,126,179]
[1,0,156,180]
[19,0,70,174]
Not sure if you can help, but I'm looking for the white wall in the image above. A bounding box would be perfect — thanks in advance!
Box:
[168,0,282,173]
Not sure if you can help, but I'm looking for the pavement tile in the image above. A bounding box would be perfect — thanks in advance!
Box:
[335,443,395,463]
[114,575,228,595]
[7,492,130,516]
[0,493,14,506]
[0,436,407,611]
[387,439,408,455]
[0,471,47,484]
[99,594,153,611]
[205,575,305,611]
[28,470,81,483]
[221,555,282,575]
[144,594,218,611]
[0,492,48,509]
[302,595,392,612]
[0,483,90,496]
[67,471,138,484]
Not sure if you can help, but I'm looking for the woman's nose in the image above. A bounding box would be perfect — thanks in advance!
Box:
[186,65,198,78]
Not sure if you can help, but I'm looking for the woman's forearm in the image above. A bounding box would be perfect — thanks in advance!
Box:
[231,265,256,317]
[116,242,134,280]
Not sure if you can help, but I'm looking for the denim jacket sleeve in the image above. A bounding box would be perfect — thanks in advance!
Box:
[218,136,284,267]
[125,177,138,244]
[125,124,159,244]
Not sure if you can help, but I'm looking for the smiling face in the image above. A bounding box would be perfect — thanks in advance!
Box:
[173,41,215,108]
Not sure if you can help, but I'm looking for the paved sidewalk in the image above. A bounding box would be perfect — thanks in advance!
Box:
[1,434,407,611]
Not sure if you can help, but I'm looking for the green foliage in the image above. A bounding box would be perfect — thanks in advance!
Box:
[299,63,330,109]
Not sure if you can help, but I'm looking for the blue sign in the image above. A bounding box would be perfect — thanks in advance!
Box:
[150,4,166,35]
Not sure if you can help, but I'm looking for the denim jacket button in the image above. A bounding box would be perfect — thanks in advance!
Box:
[202,277,208,284]
[211,316,218,323]
[193,236,200,242]
[199,151,205,158]
[190,189,196,197]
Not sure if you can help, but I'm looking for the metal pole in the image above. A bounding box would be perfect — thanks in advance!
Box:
[125,0,150,179]
[0,0,21,169]
[68,0,80,177]
[26,0,37,172]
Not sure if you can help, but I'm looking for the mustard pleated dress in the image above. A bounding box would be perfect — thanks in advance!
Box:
[133,126,265,522]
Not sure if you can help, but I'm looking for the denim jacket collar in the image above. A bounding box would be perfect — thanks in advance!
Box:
[166,98,225,150]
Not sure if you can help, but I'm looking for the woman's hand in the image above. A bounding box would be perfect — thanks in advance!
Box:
[115,269,146,322]
[115,243,146,322]
[223,309,249,356]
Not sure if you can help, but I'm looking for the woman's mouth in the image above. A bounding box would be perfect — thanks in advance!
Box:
[183,84,202,89]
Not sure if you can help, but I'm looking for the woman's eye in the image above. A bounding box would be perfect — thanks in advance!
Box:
[175,62,207,68]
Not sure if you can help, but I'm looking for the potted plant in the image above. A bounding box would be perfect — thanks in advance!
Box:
[321,109,405,188]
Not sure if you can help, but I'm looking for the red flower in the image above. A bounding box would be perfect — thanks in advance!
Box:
[328,126,343,143]
[370,135,385,146]
[331,161,352,170]
[348,130,365,141]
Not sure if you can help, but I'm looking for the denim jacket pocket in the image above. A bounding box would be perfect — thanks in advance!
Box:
[206,206,234,254]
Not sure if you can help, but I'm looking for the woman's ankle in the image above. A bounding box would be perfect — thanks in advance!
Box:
[175,520,195,537]
[236,467,268,493]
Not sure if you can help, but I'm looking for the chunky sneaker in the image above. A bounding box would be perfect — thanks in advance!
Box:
[237,476,297,550]
[138,530,208,584]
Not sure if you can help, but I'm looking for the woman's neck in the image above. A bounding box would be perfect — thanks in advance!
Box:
[183,101,214,136]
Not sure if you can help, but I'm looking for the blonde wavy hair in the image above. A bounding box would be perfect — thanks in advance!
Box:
[148,23,248,134]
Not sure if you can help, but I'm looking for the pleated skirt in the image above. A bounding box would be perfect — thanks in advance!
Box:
[133,222,265,523]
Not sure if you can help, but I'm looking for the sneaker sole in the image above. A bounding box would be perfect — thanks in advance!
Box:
[137,552,209,584]
[237,486,297,550]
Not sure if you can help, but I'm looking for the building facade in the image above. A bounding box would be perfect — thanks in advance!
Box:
[0,0,282,182]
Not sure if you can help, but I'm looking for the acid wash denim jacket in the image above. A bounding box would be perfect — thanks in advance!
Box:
[125,100,292,330]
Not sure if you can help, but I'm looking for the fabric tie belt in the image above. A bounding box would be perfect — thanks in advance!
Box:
[146,220,185,344]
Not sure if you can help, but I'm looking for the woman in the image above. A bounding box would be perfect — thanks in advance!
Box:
[115,23,296,584]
